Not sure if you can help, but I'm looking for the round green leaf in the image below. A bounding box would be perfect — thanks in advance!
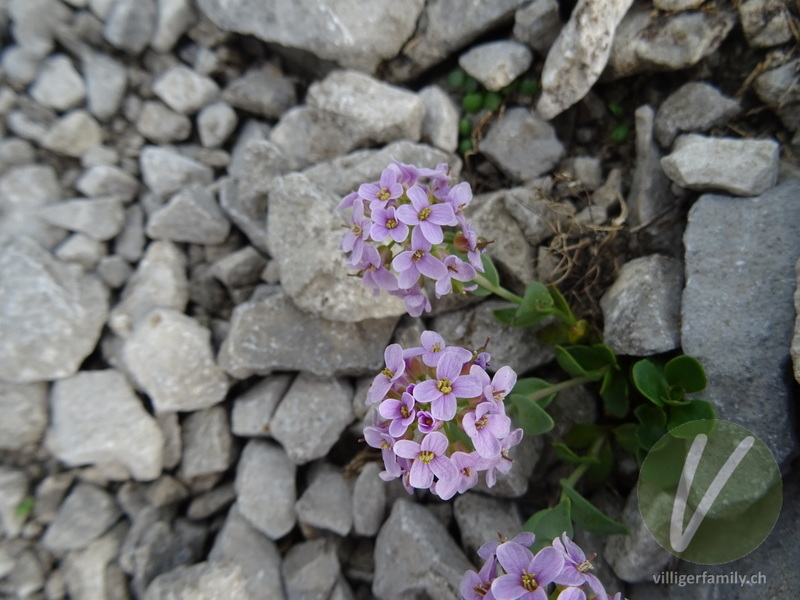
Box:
[446,68,467,88]
[509,394,554,435]
[664,355,707,394]
[523,499,573,552]
[666,400,717,437]
[631,359,669,406]
[483,91,503,111]
[600,367,629,418]
[462,92,484,114]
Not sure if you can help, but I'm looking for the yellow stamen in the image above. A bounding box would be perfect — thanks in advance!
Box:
[419,207,432,221]
[419,450,434,463]
[377,187,391,202]
[521,570,538,592]
[437,378,453,394]
[386,218,398,229]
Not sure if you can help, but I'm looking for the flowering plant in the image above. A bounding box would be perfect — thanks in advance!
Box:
[362,330,522,500]
[462,532,624,600]
[338,161,488,316]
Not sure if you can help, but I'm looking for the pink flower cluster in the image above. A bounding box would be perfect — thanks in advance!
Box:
[339,161,485,316]
[363,330,522,500]
[462,533,623,600]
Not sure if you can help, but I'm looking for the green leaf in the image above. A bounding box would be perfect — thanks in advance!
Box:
[610,123,630,144]
[458,118,472,138]
[512,282,557,327]
[666,400,716,437]
[613,423,639,454]
[522,498,573,552]
[607,101,624,117]
[560,480,629,536]
[600,367,629,418]
[483,91,503,111]
[664,355,707,394]
[462,92,484,114]
[511,377,556,397]
[536,321,572,345]
[470,253,500,296]
[14,496,35,519]
[554,345,614,380]
[586,438,614,484]
[458,139,473,155]
[446,68,467,89]
[548,284,576,325]
[492,306,517,325]
[631,359,669,406]
[635,404,667,450]
[509,394,554,435]
[553,442,600,466]
[464,76,480,93]
[518,78,541,97]
[563,423,604,449]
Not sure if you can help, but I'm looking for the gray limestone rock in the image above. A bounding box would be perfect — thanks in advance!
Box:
[513,0,561,54]
[468,188,538,287]
[384,0,528,82]
[458,40,532,92]
[295,463,352,536]
[41,110,103,157]
[197,0,424,75]
[601,255,684,356]
[739,0,793,48]
[267,173,406,322]
[0,237,107,382]
[268,107,313,172]
[76,165,138,202]
[682,180,800,465]
[146,186,230,245]
[794,258,800,384]
[418,85,459,153]
[480,107,565,181]
[180,406,234,479]
[144,562,249,600]
[187,483,235,520]
[82,50,128,121]
[152,65,219,115]
[2,46,46,89]
[45,369,164,480]
[536,0,634,119]
[62,525,126,600]
[9,0,69,55]
[109,240,188,335]
[0,381,47,450]
[654,82,741,148]
[139,146,213,198]
[270,374,353,466]
[604,490,671,582]
[0,164,64,248]
[0,468,28,538]
[150,0,196,53]
[374,500,472,599]
[352,462,386,537]
[37,197,124,241]
[197,101,237,148]
[754,57,800,107]
[231,375,293,438]
[0,138,36,174]
[42,483,121,553]
[158,413,182,471]
[432,300,554,375]
[235,440,297,540]
[661,134,779,196]
[606,4,737,79]
[33,472,75,525]
[209,505,285,600]
[219,290,397,378]
[55,233,106,269]
[221,66,296,119]
[30,54,86,112]
[103,0,157,54]
[123,308,229,414]
[209,246,266,292]
[302,140,459,198]
[283,539,340,600]
[454,493,523,559]
[305,70,425,162]
[97,254,133,288]
[473,432,541,498]
[136,100,192,143]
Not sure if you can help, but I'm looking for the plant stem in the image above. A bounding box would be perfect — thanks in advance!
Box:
[560,434,608,501]
[529,376,593,403]
[473,273,524,304]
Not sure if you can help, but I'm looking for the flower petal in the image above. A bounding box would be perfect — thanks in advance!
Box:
[496,541,534,576]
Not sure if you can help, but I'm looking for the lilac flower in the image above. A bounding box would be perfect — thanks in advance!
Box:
[479,533,537,562]
[393,431,458,491]
[394,285,432,317]
[379,392,417,437]
[360,245,398,292]
[339,199,370,265]
[552,533,607,600]
[435,254,478,298]
[392,227,448,289]
[557,588,586,600]
[391,160,420,188]
[462,401,512,459]
[366,344,405,405]
[461,553,499,600]
[438,451,480,499]
[370,205,409,243]
[485,366,518,403]
[413,352,483,421]
[491,544,564,600]
[358,166,403,208]
[337,190,359,211]
[396,185,456,245]
[415,410,441,434]
[447,181,474,223]
[363,425,401,480]
[455,221,484,271]
[419,330,473,368]
[480,428,523,488]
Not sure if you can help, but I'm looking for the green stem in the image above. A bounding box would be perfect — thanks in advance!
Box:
[529,376,593,403]
[560,434,607,501]
[473,273,524,304]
